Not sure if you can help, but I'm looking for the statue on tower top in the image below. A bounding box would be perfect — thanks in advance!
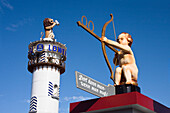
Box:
[43,18,59,39]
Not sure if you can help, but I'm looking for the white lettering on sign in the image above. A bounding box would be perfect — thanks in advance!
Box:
[78,74,106,96]
[79,75,88,82]
[97,84,105,90]
[80,81,90,89]
[91,86,99,92]
[99,90,108,96]
[88,79,96,87]
[76,71,115,97]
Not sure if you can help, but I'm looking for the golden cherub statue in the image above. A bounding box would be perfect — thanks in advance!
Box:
[101,32,138,86]
[43,18,59,39]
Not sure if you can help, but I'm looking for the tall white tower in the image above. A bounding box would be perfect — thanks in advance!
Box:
[28,18,67,113]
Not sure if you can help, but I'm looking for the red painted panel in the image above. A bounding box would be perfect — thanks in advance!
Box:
[87,92,137,111]
[70,92,169,113]
[70,92,139,113]
[136,92,154,111]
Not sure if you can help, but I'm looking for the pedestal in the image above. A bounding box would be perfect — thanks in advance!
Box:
[70,92,170,113]
[116,84,140,95]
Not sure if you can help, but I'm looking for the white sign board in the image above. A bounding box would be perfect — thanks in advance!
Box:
[75,71,115,97]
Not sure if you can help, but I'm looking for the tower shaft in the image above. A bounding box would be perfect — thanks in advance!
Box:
[28,39,67,113]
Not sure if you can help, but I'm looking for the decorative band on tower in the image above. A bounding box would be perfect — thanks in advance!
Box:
[28,40,67,74]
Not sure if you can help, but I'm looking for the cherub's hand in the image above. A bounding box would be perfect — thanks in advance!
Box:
[53,22,57,25]
[101,36,107,42]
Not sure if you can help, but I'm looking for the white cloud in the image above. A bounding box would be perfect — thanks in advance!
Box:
[63,96,91,102]
[23,99,30,104]
[1,0,13,10]
[11,24,19,28]
[59,96,92,113]
[5,26,16,31]
[5,18,34,31]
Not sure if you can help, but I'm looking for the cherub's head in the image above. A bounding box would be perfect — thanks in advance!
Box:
[117,32,133,47]
[43,18,54,29]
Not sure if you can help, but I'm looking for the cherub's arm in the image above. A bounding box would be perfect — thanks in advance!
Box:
[45,22,57,30]
[101,37,131,53]
[113,53,118,65]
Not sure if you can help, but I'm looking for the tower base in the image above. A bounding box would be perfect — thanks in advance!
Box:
[70,92,170,113]
[116,84,140,95]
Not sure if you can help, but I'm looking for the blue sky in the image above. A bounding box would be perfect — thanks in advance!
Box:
[0,0,170,113]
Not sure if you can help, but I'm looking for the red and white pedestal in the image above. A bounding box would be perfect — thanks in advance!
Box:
[70,92,169,113]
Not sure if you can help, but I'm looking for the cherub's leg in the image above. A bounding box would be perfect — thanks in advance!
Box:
[123,66,132,84]
[114,67,122,85]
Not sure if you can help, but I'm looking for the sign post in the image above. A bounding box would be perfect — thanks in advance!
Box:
[75,71,115,97]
